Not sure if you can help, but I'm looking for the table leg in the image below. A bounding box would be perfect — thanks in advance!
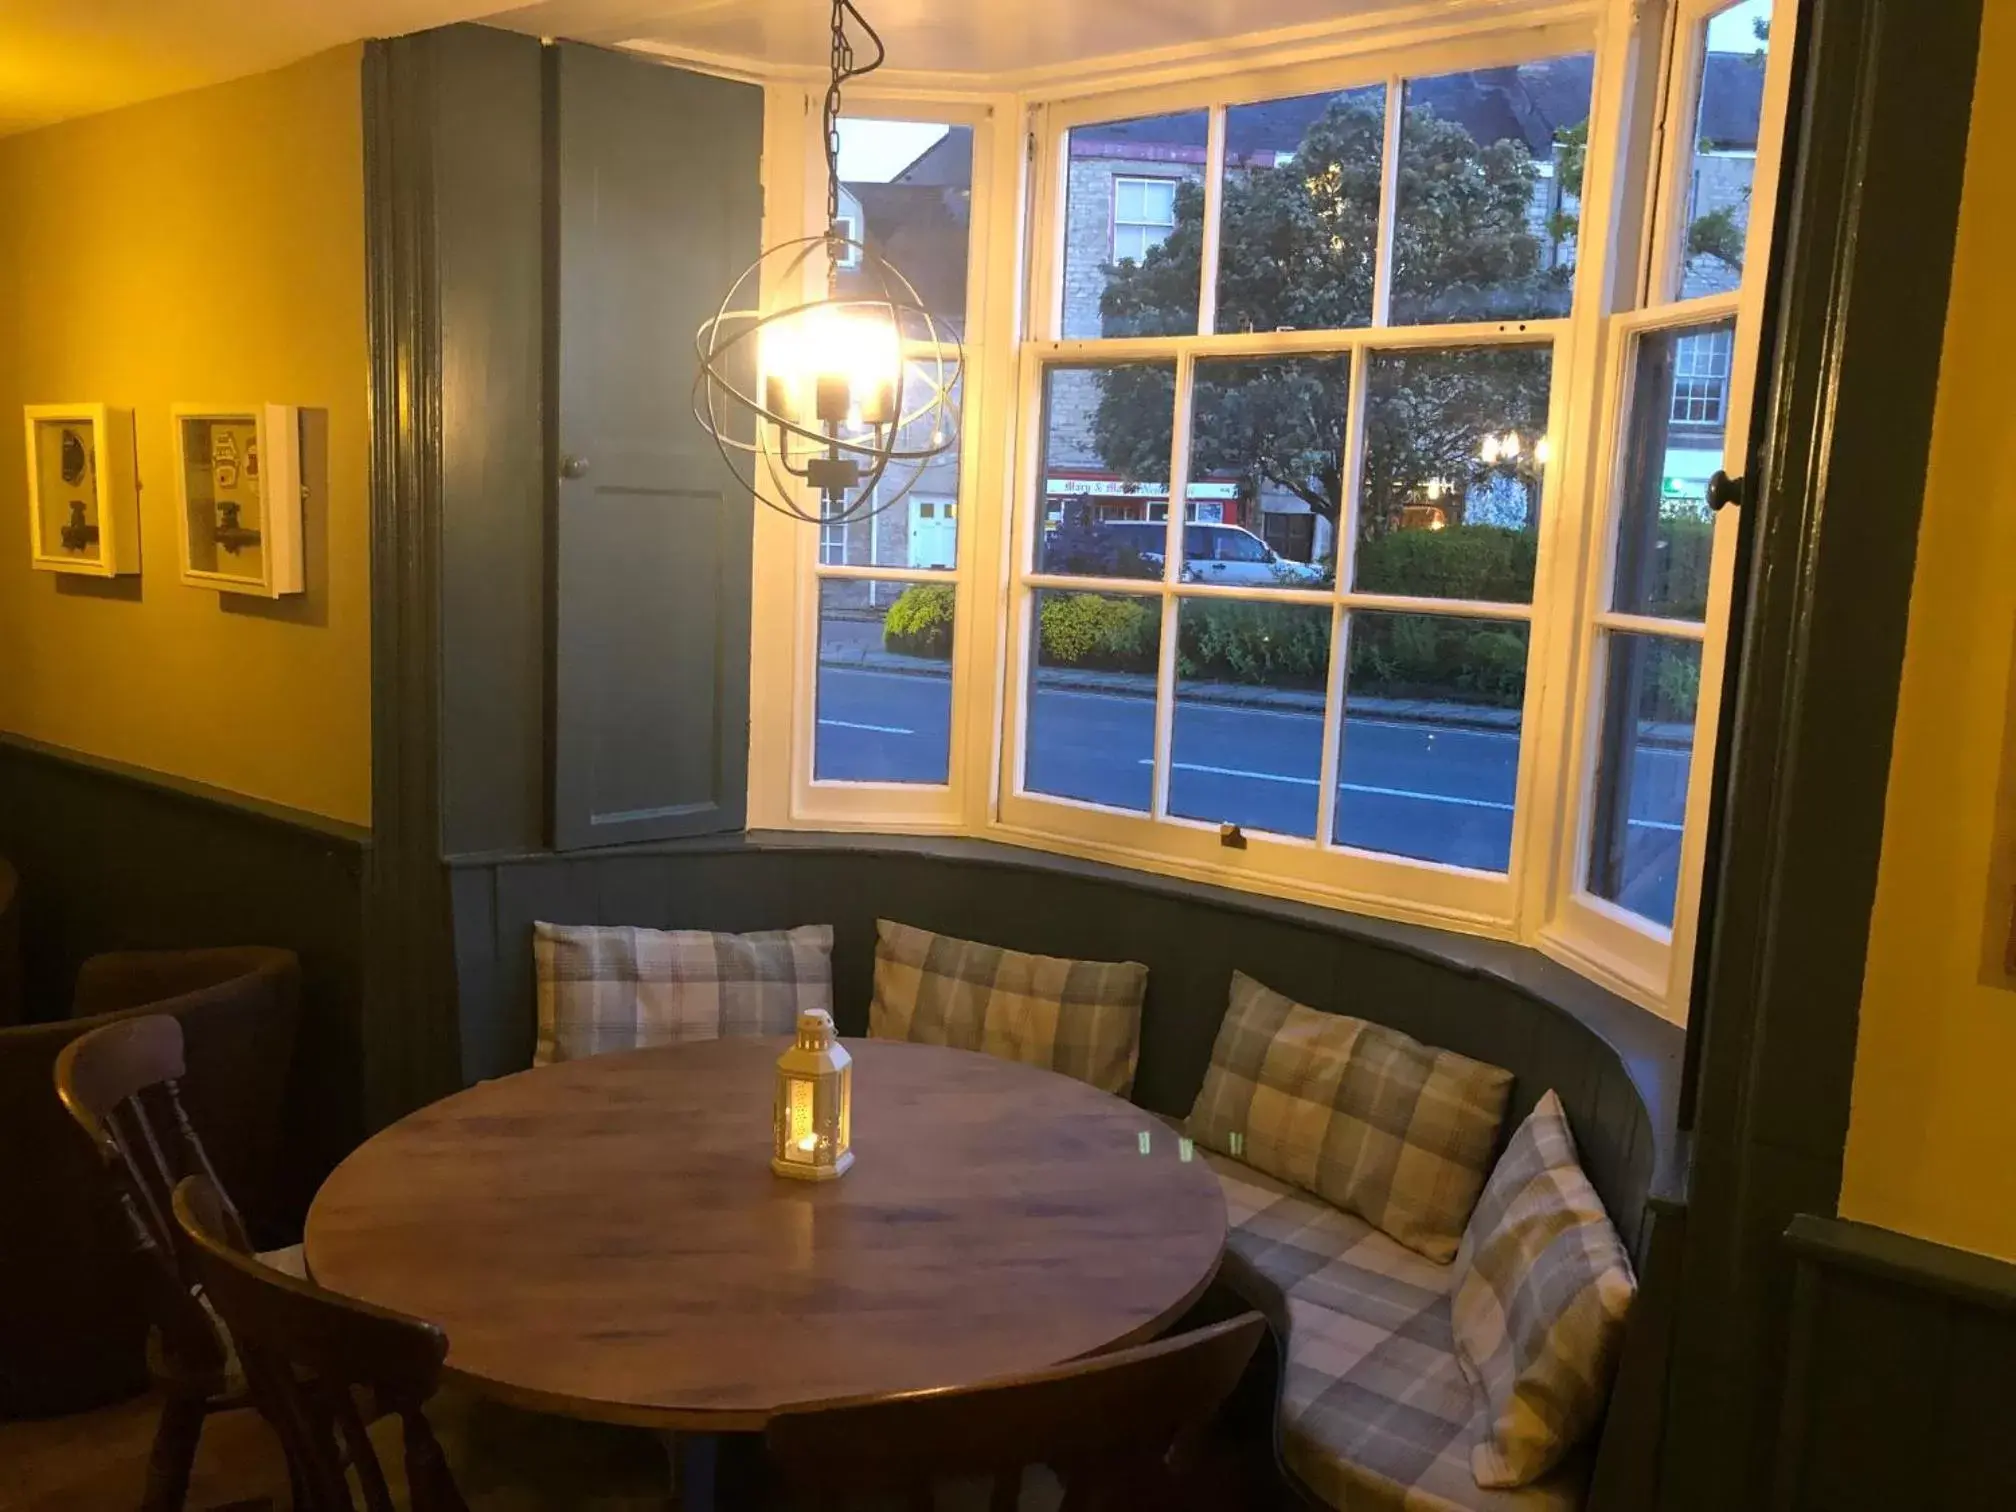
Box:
[659,1431,716,1511]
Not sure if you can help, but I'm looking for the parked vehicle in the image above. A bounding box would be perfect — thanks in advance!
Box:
[1092,520,1328,586]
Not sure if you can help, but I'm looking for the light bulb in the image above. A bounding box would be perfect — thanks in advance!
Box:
[1533,435,1552,467]
[760,305,900,428]
[1480,435,1501,465]
[1502,431,1522,460]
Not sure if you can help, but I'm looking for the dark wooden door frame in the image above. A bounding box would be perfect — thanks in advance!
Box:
[1661,0,1985,1505]
[363,33,459,1129]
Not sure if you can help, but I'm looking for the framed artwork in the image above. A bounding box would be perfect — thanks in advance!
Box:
[171,404,303,597]
[22,404,139,576]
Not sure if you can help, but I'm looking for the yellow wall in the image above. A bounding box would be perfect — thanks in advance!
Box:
[0,46,370,826]
[1839,3,2016,1261]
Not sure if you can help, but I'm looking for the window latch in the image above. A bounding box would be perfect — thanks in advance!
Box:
[1708,470,1745,511]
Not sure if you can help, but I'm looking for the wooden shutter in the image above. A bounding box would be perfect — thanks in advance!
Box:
[551,43,762,850]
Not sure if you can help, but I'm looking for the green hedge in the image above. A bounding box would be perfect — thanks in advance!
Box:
[882,583,956,658]
[1038,593,1159,670]
[1355,524,1536,603]
[882,513,1713,713]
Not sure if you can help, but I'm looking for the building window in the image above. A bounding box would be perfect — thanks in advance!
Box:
[831,214,862,269]
[1669,328,1733,426]
[1112,176,1179,264]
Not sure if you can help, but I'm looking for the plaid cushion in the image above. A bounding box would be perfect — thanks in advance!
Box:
[1207,1153,1585,1512]
[1453,1091,1635,1489]
[532,922,832,1067]
[868,920,1147,1095]
[1189,972,1514,1262]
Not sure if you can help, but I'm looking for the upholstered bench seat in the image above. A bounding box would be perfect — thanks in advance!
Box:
[1207,1153,1587,1512]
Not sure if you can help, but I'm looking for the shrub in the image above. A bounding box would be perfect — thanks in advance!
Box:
[882,583,956,659]
[1355,524,1537,603]
[1178,600,1330,686]
[1648,640,1702,724]
[1348,615,1529,707]
[1038,594,1159,671]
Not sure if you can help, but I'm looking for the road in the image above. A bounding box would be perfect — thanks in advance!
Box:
[816,664,1689,920]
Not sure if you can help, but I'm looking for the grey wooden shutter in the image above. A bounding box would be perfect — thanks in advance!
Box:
[551,43,762,850]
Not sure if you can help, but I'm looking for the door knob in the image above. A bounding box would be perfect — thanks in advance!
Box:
[559,454,592,481]
[1707,470,1744,511]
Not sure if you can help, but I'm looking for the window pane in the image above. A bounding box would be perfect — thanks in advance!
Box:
[1680,3,1771,299]
[1216,85,1386,335]
[1355,346,1553,603]
[1025,590,1162,812]
[1390,56,1593,325]
[1611,318,1734,620]
[1333,613,1527,871]
[1587,634,1700,925]
[1169,601,1333,839]
[815,579,954,784]
[1064,111,1208,338]
[1182,356,1347,588]
[812,366,963,573]
[836,119,973,336]
[1036,363,1177,579]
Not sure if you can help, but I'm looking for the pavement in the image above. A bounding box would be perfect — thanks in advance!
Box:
[812,659,1690,922]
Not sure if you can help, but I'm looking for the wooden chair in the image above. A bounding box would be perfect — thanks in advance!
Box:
[54,1010,303,1512]
[172,1173,470,1512]
[763,1311,1269,1512]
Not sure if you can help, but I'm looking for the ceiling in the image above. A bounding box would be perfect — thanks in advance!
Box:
[0,1,500,135]
[1,0,1422,137]
[483,0,1407,83]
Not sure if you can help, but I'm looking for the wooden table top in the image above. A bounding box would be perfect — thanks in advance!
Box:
[304,1038,1228,1431]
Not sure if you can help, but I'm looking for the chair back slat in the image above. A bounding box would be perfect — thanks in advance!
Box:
[765,1312,1267,1510]
[172,1174,469,1512]
[56,1016,240,1386]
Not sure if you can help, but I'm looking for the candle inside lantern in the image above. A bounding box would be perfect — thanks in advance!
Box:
[773,1008,853,1181]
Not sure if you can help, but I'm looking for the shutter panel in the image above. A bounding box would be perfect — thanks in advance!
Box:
[551,43,762,850]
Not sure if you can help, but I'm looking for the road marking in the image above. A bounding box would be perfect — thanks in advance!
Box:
[820,718,915,736]
[1141,758,1685,830]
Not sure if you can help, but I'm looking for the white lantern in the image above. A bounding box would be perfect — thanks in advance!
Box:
[772,1009,853,1181]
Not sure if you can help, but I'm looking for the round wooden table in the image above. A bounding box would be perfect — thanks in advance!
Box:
[304,1038,1228,1431]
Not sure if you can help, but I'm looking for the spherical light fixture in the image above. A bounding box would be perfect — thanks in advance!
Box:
[694,0,962,527]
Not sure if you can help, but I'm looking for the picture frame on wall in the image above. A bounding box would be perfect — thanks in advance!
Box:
[22,403,140,576]
[170,404,304,597]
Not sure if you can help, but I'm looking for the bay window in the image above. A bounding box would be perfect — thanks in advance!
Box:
[748,0,1795,1023]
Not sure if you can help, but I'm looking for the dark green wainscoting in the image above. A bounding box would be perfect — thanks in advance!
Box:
[1774,1216,2016,1510]
[0,734,369,1219]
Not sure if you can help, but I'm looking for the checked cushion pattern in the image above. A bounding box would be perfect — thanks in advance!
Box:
[1210,1153,1588,1512]
[1188,972,1514,1262]
[1453,1091,1636,1489]
[532,922,832,1067]
[868,919,1148,1096]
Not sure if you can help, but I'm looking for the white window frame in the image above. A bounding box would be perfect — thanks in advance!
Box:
[832,212,864,269]
[1001,17,1606,937]
[1111,175,1180,262]
[1540,0,1797,1018]
[747,93,1018,836]
[746,0,1798,1024]
[1668,326,1733,426]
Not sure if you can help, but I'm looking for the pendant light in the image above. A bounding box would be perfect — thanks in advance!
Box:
[694,0,962,526]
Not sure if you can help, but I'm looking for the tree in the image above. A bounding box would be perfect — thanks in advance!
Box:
[1089,94,1566,545]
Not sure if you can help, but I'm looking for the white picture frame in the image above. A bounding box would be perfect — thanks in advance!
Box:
[170,404,303,597]
[23,403,139,576]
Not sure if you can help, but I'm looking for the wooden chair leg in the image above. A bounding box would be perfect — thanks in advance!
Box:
[140,1392,207,1512]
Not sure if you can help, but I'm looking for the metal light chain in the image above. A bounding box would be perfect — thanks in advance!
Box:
[822,0,884,288]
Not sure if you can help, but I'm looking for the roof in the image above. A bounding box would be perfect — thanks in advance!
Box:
[1697,52,1767,148]
[836,181,971,324]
